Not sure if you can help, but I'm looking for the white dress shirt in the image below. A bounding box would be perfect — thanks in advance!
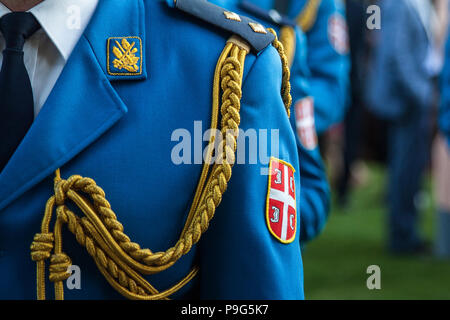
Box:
[0,0,98,117]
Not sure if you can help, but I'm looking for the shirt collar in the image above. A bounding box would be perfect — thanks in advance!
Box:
[0,2,9,17]
[0,0,99,61]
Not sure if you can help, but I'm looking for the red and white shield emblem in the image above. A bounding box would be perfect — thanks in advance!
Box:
[295,97,318,150]
[266,158,297,244]
[328,13,349,55]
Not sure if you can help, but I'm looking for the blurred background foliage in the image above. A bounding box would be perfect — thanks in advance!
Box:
[303,163,450,300]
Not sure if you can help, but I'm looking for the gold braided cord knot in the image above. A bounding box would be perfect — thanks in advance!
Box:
[268,28,293,118]
[49,253,72,282]
[30,39,249,300]
[30,233,54,262]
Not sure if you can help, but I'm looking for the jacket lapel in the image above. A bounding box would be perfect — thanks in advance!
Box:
[0,0,146,211]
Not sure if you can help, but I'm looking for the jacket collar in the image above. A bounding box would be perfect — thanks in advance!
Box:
[0,0,146,211]
[0,0,99,62]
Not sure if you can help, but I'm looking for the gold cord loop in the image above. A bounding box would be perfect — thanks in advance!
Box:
[49,253,72,282]
[30,233,54,262]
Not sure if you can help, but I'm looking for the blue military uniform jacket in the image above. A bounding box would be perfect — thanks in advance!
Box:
[366,0,433,122]
[0,0,304,299]
[441,30,450,147]
[212,0,330,243]
[288,0,350,133]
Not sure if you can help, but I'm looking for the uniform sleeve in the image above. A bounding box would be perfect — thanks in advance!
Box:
[291,115,330,243]
[290,26,312,97]
[289,0,350,134]
[440,34,450,147]
[289,28,331,243]
[198,45,304,300]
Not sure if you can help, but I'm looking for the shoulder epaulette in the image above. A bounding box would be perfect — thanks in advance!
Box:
[296,0,322,32]
[239,1,296,28]
[170,0,275,53]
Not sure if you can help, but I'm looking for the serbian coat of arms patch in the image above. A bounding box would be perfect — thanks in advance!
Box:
[328,13,349,55]
[295,97,318,150]
[266,157,297,244]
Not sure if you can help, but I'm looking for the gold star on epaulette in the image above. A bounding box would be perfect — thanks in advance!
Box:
[248,22,267,34]
[224,11,241,22]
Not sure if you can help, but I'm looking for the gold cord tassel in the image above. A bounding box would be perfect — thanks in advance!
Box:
[30,39,249,300]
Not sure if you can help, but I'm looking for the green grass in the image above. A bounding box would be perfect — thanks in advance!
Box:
[303,163,450,300]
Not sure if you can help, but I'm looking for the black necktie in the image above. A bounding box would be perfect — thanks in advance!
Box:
[0,12,40,172]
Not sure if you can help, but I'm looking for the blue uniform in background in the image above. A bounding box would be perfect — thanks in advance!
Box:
[288,0,351,134]
[436,29,450,258]
[367,0,434,253]
[212,0,330,243]
[441,33,450,147]
[0,0,304,299]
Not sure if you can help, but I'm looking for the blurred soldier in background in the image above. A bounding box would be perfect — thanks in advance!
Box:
[436,1,450,257]
[211,0,331,243]
[285,0,350,200]
[288,0,351,135]
[443,44,450,144]
[366,0,438,255]
[336,0,370,207]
